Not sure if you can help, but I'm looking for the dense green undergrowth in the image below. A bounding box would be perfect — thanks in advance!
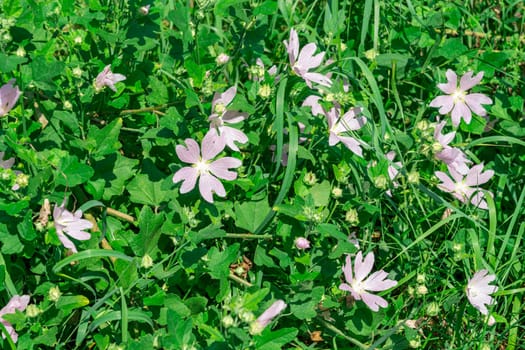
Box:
[0,0,524,349]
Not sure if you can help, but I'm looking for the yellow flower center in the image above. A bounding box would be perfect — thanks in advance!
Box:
[214,103,226,115]
[452,89,466,104]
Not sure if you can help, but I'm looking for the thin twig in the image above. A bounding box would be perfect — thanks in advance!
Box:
[107,208,136,223]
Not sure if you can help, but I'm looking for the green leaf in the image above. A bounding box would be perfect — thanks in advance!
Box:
[234,199,271,232]
[459,114,487,135]
[31,55,65,83]
[254,328,298,350]
[56,295,90,313]
[290,286,324,320]
[0,199,30,215]
[130,206,164,256]
[310,180,331,207]
[0,53,27,73]
[127,175,166,207]
[0,224,23,254]
[435,38,468,59]
[87,118,123,157]
[207,243,240,279]
[254,1,277,15]
[190,226,226,244]
[56,155,94,186]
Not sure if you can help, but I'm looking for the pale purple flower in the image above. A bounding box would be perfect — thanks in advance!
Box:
[434,121,471,174]
[251,300,287,334]
[283,28,332,88]
[326,106,366,156]
[429,70,492,127]
[256,58,277,77]
[0,295,30,343]
[435,163,494,210]
[95,65,126,92]
[339,251,397,312]
[386,151,402,197]
[172,131,242,203]
[466,270,497,323]
[53,201,93,253]
[339,251,397,311]
[0,79,21,117]
[295,237,310,250]
[302,95,324,116]
[208,87,249,151]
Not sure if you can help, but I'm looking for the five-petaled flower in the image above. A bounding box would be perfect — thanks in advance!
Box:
[172,130,242,203]
[53,201,93,253]
[250,300,287,334]
[95,65,126,92]
[433,120,471,174]
[208,87,249,152]
[0,79,21,117]
[435,163,494,210]
[0,295,30,343]
[326,106,367,157]
[283,28,332,88]
[429,70,492,127]
[466,269,498,325]
[339,251,397,312]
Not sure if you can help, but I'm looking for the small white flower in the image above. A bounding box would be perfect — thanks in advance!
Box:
[466,269,498,317]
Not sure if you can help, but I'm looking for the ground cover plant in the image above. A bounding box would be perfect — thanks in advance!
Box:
[0,0,524,348]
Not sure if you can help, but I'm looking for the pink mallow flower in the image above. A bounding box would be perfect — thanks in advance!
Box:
[0,79,21,117]
[283,28,332,88]
[173,131,242,203]
[53,201,93,253]
[250,300,287,334]
[429,70,492,127]
[295,237,310,250]
[339,251,397,312]
[208,87,249,152]
[0,295,30,343]
[435,163,494,210]
[95,65,126,92]
[326,106,367,157]
[466,269,498,325]
[433,120,471,174]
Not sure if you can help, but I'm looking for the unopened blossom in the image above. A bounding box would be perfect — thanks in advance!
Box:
[339,251,397,312]
[295,237,311,250]
[208,87,249,151]
[0,295,30,343]
[429,70,492,127]
[283,28,332,88]
[326,106,367,156]
[466,270,498,324]
[138,4,150,15]
[435,163,494,210]
[172,131,242,203]
[0,79,21,117]
[94,65,126,92]
[53,201,93,253]
[251,58,278,81]
[250,300,287,334]
[433,120,471,174]
[216,53,230,65]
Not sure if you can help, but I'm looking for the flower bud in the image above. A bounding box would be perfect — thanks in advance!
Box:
[216,53,230,65]
[416,273,426,284]
[426,302,439,316]
[139,4,151,15]
[331,187,343,198]
[222,315,234,328]
[49,286,61,302]
[373,175,388,189]
[141,254,153,268]
[416,284,428,296]
[258,84,271,98]
[295,237,311,250]
[407,170,420,184]
[16,47,26,57]
[303,172,317,186]
[345,208,359,226]
[26,304,42,318]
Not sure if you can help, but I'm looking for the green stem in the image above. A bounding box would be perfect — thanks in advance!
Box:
[225,233,272,239]
[317,318,367,349]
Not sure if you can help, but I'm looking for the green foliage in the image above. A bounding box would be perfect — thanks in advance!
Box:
[0,0,523,349]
